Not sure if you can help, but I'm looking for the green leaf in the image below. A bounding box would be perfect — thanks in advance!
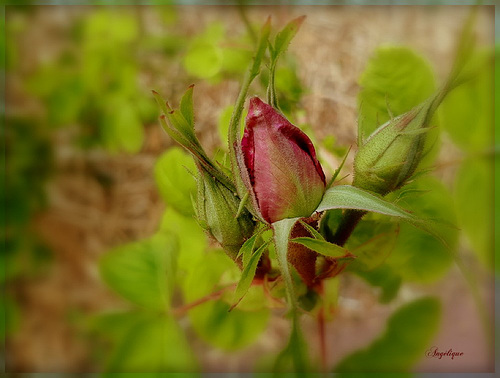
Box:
[166,107,199,147]
[184,252,269,350]
[355,264,402,304]
[267,17,304,110]
[441,49,493,153]
[102,313,197,373]
[232,242,269,305]
[157,106,234,192]
[335,297,441,373]
[271,16,305,61]
[348,224,399,272]
[99,233,178,311]
[87,311,151,346]
[154,147,197,216]
[236,233,258,265]
[319,185,448,246]
[358,46,436,144]
[386,176,458,283]
[291,237,348,259]
[454,156,494,268]
[317,185,420,224]
[299,219,325,241]
[180,84,195,128]
[158,207,206,274]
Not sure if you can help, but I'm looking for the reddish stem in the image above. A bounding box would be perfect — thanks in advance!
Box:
[318,305,327,372]
[171,283,237,317]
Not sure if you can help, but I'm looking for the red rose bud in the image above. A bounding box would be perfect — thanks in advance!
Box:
[241,97,326,223]
[196,167,255,262]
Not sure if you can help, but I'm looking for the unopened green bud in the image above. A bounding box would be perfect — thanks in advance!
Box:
[196,168,256,262]
[353,96,438,195]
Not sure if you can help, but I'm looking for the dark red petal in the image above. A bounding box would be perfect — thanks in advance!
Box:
[278,123,326,185]
[241,122,255,186]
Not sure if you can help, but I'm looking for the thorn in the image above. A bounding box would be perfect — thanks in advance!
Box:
[152,89,159,95]
[337,174,350,182]
[385,94,394,120]
[188,83,195,89]
[235,192,249,218]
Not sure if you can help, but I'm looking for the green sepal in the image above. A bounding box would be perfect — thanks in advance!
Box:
[291,237,349,259]
[231,241,269,309]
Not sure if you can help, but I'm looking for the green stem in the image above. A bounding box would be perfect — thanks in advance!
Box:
[273,218,299,310]
[273,218,310,374]
[267,61,279,110]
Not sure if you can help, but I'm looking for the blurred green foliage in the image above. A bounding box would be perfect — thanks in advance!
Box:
[454,157,494,267]
[183,21,253,81]
[154,147,197,216]
[95,144,270,369]
[3,118,52,230]
[3,117,53,283]
[386,176,458,283]
[89,311,196,374]
[0,296,20,343]
[357,46,440,170]
[159,207,206,274]
[103,313,196,373]
[99,233,179,311]
[440,50,495,270]
[25,9,167,152]
[357,47,436,142]
[441,50,493,153]
[184,252,270,350]
[335,297,441,373]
